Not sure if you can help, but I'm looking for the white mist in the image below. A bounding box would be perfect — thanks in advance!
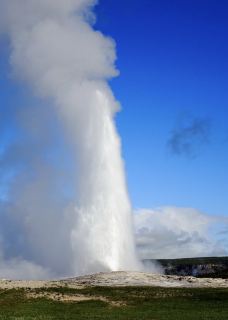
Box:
[0,0,141,276]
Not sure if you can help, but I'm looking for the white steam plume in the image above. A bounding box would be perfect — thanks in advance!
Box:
[0,0,141,277]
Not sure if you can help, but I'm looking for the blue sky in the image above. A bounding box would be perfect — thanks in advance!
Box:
[0,0,228,215]
[94,0,228,216]
[0,0,228,267]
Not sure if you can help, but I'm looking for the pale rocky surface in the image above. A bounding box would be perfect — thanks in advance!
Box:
[63,271,228,288]
[1,271,228,289]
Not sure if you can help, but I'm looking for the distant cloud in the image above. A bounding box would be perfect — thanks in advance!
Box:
[134,207,228,259]
[167,117,211,157]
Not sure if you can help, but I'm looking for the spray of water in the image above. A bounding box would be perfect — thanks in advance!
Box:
[0,0,141,277]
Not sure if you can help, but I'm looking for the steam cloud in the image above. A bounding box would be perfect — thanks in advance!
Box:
[0,0,141,279]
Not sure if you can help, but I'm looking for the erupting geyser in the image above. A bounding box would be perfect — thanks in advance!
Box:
[0,0,141,277]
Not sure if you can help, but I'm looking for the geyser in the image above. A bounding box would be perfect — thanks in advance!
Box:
[0,0,141,277]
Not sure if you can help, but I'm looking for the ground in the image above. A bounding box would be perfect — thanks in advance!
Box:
[0,271,228,319]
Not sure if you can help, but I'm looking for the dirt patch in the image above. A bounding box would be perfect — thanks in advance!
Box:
[26,291,124,307]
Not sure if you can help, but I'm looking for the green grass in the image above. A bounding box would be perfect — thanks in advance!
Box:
[0,286,228,319]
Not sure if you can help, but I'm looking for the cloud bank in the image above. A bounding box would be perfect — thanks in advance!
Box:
[135,207,228,259]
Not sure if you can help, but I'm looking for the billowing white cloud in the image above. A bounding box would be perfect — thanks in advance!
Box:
[0,0,140,279]
[134,207,228,259]
[0,258,52,280]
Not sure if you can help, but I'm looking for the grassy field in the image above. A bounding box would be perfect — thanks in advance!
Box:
[0,286,228,319]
